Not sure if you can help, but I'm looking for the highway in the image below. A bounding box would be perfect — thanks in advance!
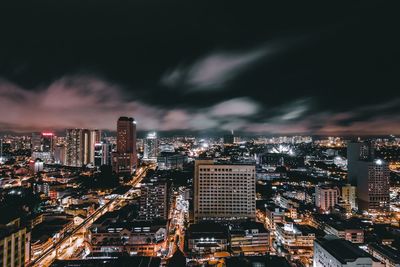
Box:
[29,165,152,267]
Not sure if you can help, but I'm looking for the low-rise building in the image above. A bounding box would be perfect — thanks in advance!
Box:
[265,205,285,230]
[30,215,74,259]
[229,222,269,255]
[157,153,188,170]
[89,221,166,256]
[368,243,400,267]
[51,256,161,267]
[185,222,228,257]
[324,221,364,244]
[275,223,318,260]
[313,215,364,243]
[313,238,384,267]
[225,255,291,267]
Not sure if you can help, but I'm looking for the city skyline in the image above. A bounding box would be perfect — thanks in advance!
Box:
[0,1,399,135]
[1,2,400,266]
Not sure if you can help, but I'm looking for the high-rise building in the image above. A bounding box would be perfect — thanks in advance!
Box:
[357,159,390,211]
[139,181,168,221]
[347,141,375,185]
[194,159,256,222]
[41,132,54,153]
[0,138,4,164]
[94,142,112,167]
[143,132,158,161]
[66,129,83,167]
[112,117,137,175]
[65,129,100,167]
[116,117,136,154]
[54,144,66,165]
[82,129,101,165]
[315,185,339,213]
[341,184,356,210]
[30,132,55,163]
[223,132,235,145]
[347,142,390,211]
[31,132,42,152]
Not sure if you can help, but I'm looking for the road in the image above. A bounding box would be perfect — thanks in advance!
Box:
[166,189,189,258]
[29,165,153,267]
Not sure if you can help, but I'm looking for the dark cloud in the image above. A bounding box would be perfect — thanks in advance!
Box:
[161,47,271,91]
[0,1,399,135]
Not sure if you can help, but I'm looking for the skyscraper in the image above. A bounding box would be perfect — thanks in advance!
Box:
[41,132,54,153]
[223,131,235,145]
[357,159,390,211]
[31,132,55,163]
[66,129,83,167]
[117,117,136,154]
[54,144,66,165]
[347,142,390,211]
[86,129,101,164]
[347,142,374,185]
[65,129,100,167]
[143,132,158,162]
[31,132,42,152]
[194,159,256,222]
[112,117,137,175]
[94,142,111,167]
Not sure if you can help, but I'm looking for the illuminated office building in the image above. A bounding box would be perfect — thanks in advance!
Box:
[347,142,390,211]
[194,159,256,222]
[357,159,390,211]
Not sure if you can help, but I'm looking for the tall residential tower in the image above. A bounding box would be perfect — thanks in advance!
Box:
[112,117,137,175]
[65,129,100,167]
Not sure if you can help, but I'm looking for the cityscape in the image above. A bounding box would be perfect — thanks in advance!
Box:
[1,1,400,267]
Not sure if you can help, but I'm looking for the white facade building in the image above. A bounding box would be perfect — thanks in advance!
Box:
[315,185,339,212]
[314,238,384,267]
[194,160,256,222]
[143,132,159,162]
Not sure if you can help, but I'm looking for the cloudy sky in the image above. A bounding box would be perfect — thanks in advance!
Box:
[0,1,399,135]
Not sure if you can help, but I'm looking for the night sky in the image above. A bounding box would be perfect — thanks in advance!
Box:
[0,1,399,135]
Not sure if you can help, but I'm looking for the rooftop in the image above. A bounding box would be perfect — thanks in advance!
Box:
[51,256,160,267]
[225,255,291,267]
[368,243,400,263]
[230,221,269,234]
[316,238,372,264]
